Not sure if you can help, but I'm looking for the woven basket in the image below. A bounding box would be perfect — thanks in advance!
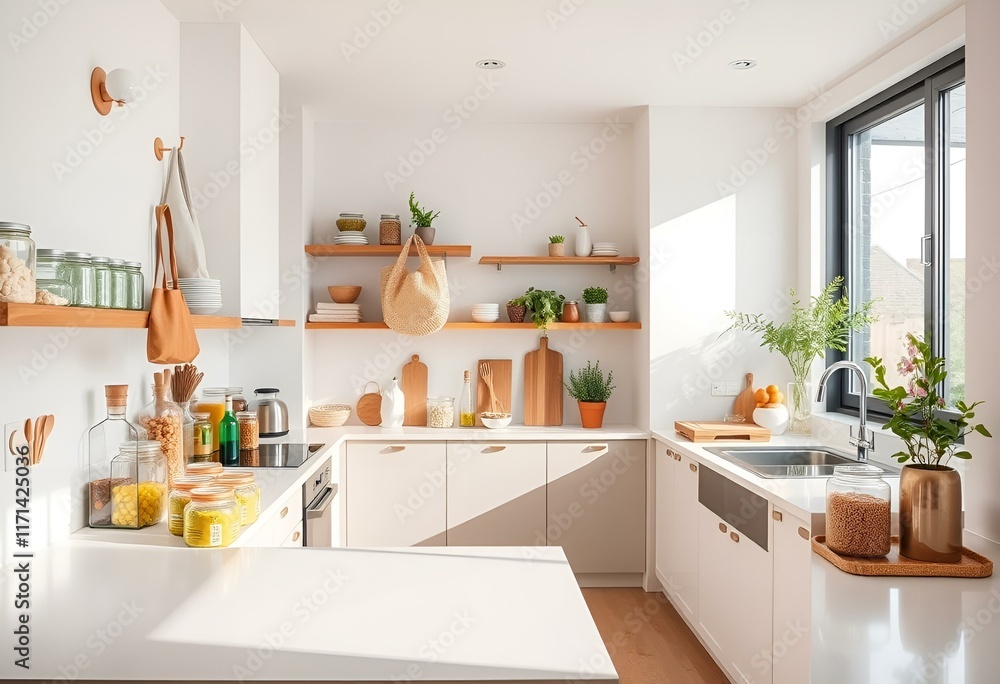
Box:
[380,235,449,336]
[309,404,352,427]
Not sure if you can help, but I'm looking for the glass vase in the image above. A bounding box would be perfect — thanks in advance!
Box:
[787,380,813,435]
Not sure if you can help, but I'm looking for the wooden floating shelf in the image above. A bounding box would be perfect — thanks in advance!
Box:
[305,244,472,257]
[305,321,641,330]
[0,304,294,329]
[479,255,640,271]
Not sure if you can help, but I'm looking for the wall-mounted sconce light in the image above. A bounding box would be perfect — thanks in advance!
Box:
[90,67,137,115]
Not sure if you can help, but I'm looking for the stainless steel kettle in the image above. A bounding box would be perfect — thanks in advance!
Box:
[251,388,289,437]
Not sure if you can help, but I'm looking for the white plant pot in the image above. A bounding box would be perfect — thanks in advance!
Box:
[753,405,789,435]
[584,303,606,323]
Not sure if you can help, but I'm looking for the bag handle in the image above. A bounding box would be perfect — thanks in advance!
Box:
[153,204,181,291]
[391,234,433,273]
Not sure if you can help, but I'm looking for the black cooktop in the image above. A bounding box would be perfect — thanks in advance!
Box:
[224,443,325,468]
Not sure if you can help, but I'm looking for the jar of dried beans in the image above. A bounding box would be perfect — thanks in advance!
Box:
[237,411,259,450]
[379,214,402,245]
[826,465,891,558]
[137,382,184,489]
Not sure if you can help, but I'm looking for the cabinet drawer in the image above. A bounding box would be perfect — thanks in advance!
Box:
[256,487,304,547]
[280,520,304,547]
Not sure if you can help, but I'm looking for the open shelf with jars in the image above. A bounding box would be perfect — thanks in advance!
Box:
[0,303,294,329]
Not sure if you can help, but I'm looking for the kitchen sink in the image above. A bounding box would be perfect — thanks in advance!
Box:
[704,446,900,479]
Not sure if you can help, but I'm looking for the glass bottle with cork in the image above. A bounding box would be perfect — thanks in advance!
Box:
[87,385,140,527]
[218,395,239,466]
[459,370,475,427]
[136,372,184,489]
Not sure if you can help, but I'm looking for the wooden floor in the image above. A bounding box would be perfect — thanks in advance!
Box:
[582,588,728,684]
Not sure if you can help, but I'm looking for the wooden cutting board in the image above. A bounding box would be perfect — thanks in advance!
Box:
[734,373,757,423]
[477,359,512,425]
[401,354,428,426]
[524,336,563,426]
[674,420,770,442]
[357,383,382,426]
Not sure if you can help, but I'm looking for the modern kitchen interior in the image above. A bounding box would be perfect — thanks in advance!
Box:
[2,1,999,682]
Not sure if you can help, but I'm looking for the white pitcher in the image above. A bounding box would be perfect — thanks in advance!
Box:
[575,219,592,257]
[381,377,405,428]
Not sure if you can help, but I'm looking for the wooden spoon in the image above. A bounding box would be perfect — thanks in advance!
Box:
[24,417,33,465]
[36,415,54,465]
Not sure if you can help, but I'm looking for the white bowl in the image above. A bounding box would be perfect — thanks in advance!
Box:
[481,414,512,429]
[472,315,499,323]
[609,311,631,322]
[752,405,789,435]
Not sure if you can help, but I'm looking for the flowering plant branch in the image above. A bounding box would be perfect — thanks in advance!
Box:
[865,333,990,466]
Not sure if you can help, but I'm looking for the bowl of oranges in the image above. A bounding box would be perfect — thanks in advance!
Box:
[752,384,789,435]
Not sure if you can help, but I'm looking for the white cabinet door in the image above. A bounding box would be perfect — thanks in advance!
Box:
[771,507,811,684]
[696,503,730,658]
[547,441,646,574]
[728,522,773,684]
[654,442,674,589]
[446,442,546,546]
[672,452,700,622]
[345,442,447,547]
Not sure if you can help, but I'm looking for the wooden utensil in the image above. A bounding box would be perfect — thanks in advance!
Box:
[36,414,54,464]
[23,417,33,464]
[477,359,512,424]
[479,364,502,412]
[523,337,563,426]
[734,373,757,423]
[32,416,45,465]
[401,354,428,426]
[674,420,770,442]
[356,382,383,426]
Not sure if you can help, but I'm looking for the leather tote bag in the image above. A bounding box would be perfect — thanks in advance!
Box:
[379,235,449,336]
[147,204,200,364]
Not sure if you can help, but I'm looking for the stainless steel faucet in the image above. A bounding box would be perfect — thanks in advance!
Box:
[816,361,875,462]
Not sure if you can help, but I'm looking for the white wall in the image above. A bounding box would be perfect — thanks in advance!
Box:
[305,121,637,425]
[0,0,231,557]
[647,106,798,429]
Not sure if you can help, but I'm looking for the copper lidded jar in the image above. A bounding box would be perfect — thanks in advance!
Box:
[561,301,580,323]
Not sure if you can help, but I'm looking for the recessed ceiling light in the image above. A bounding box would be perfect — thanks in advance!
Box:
[476,59,506,70]
[728,59,757,70]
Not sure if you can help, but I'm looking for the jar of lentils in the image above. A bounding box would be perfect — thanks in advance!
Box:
[825,464,891,558]
[379,213,402,245]
[0,222,36,303]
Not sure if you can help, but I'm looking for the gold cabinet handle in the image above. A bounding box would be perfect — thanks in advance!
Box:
[674,453,681,461]
[689,463,697,472]
[718,522,728,534]
[482,445,507,453]
[772,510,783,522]
[730,532,740,543]
[798,527,810,540]
[280,506,289,519]
[292,531,301,542]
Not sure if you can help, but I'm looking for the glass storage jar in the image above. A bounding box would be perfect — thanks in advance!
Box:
[192,412,214,461]
[228,387,248,412]
[109,258,127,309]
[137,383,184,488]
[123,261,144,310]
[0,222,36,303]
[186,461,223,477]
[90,256,111,308]
[216,471,261,526]
[427,396,455,428]
[237,411,259,450]
[379,213,402,245]
[167,475,215,536]
[826,464,891,558]
[195,388,227,453]
[109,441,167,529]
[59,251,96,307]
[35,249,73,305]
[183,486,241,548]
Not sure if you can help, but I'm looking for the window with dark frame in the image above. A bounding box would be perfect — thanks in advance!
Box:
[826,48,965,419]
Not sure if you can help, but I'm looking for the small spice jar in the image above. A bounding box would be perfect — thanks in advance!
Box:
[427,396,455,428]
[60,251,96,307]
[228,387,248,412]
[0,222,36,304]
[237,411,259,450]
[90,256,112,308]
[826,465,891,558]
[192,412,214,461]
[167,475,215,536]
[123,261,144,310]
[183,486,241,548]
[108,258,127,309]
[379,213,402,245]
[561,301,580,323]
[186,461,223,477]
[217,470,261,526]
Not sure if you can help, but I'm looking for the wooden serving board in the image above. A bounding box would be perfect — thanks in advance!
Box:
[477,359,512,425]
[524,337,563,426]
[674,420,770,442]
[812,536,993,578]
[734,373,757,423]
[401,354,428,426]
[357,383,382,426]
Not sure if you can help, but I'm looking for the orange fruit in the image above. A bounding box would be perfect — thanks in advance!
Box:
[756,401,766,408]
[772,391,785,405]
[753,388,769,404]
[765,402,783,408]
[766,384,780,395]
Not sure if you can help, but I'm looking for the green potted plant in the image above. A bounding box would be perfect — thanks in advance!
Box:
[548,235,566,257]
[520,287,565,332]
[565,360,615,428]
[582,286,608,323]
[724,276,878,434]
[506,294,528,324]
[408,192,440,245]
[866,334,990,562]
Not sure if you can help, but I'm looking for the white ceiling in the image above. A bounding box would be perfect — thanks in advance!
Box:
[161,0,961,122]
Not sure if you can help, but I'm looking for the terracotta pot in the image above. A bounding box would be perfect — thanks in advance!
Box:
[506,304,527,323]
[578,401,607,429]
[899,464,963,563]
[548,242,566,257]
[414,226,435,245]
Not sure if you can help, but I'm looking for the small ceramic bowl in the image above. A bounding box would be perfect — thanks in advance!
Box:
[753,405,789,435]
[481,413,513,429]
[609,311,631,322]
[328,285,362,303]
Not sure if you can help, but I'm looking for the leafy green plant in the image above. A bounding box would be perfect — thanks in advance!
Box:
[582,287,608,305]
[724,276,878,383]
[565,361,616,403]
[548,235,565,244]
[507,294,529,307]
[408,192,440,227]
[520,287,565,331]
[867,333,990,465]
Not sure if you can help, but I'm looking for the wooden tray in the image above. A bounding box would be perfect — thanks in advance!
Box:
[674,420,770,442]
[812,535,993,578]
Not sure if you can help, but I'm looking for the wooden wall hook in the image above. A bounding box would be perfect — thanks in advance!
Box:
[154,136,185,161]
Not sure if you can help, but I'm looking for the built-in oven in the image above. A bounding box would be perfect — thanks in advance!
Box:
[303,458,336,547]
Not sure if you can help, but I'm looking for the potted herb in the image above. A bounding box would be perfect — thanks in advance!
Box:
[866,334,990,562]
[565,360,615,428]
[408,192,440,245]
[520,287,565,332]
[548,235,566,257]
[506,294,528,324]
[582,286,608,323]
[724,276,877,434]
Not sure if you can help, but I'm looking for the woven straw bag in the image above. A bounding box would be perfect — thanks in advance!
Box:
[380,235,449,336]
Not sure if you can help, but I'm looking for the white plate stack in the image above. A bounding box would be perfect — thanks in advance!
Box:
[309,302,363,323]
[178,278,222,315]
[471,303,500,323]
[591,242,619,257]
[334,232,369,245]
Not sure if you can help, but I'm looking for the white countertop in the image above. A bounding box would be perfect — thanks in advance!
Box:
[307,423,649,442]
[0,545,617,682]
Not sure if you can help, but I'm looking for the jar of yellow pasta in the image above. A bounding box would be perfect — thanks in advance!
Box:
[167,475,215,536]
[216,470,261,527]
[109,441,166,529]
[183,486,241,548]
